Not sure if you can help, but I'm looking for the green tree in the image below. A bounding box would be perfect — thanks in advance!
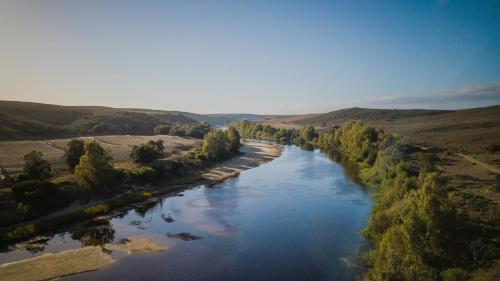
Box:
[74,140,116,194]
[65,139,85,171]
[202,130,230,160]
[20,151,52,180]
[301,126,316,142]
[130,140,164,164]
[226,126,241,153]
[153,124,171,135]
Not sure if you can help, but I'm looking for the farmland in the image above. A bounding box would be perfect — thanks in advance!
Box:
[0,135,201,175]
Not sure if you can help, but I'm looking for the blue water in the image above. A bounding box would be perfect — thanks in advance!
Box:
[2,145,372,281]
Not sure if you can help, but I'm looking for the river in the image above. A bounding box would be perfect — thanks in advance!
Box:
[0,144,372,281]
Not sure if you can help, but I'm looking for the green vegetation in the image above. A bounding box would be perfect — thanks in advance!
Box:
[130,140,165,164]
[19,151,52,181]
[0,169,205,245]
[226,126,241,153]
[65,139,85,171]
[153,124,171,135]
[313,121,499,281]
[233,120,297,143]
[233,121,320,151]
[74,140,119,194]
[154,121,210,139]
[12,180,63,216]
[201,130,231,160]
[0,124,244,243]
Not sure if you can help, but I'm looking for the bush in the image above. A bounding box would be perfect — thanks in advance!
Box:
[441,268,468,281]
[130,166,158,182]
[471,263,500,281]
[12,180,61,215]
[130,140,164,163]
[65,139,85,171]
[19,151,52,181]
[153,124,171,135]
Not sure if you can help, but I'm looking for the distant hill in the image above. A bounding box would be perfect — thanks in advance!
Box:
[290,107,451,126]
[122,108,270,126]
[0,101,272,140]
[0,101,198,140]
[188,113,272,125]
[263,105,500,157]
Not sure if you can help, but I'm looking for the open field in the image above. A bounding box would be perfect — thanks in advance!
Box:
[0,135,201,174]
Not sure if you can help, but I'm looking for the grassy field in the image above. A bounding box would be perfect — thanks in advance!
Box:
[0,135,201,174]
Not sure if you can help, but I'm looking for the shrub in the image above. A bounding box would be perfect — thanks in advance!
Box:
[441,268,468,281]
[130,166,158,182]
[65,139,85,171]
[130,140,164,163]
[153,124,171,135]
[19,151,52,180]
[471,263,500,281]
[12,180,60,214]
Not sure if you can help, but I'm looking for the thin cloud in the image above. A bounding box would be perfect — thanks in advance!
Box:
[366,83,500,109]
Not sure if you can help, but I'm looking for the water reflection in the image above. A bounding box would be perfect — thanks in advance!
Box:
[71,219,115,247]
[0,145,372,281]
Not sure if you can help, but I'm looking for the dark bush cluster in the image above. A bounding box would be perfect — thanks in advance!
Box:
[130,140,165,164]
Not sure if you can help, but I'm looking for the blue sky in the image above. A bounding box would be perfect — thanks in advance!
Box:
[0,0,499,114]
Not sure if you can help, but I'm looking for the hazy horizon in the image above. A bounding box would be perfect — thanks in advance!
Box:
[1,1,499,114]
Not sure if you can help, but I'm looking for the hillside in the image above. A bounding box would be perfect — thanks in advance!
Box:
[127,109,270,126]
[287,107,451,126]
[0,101,198,140]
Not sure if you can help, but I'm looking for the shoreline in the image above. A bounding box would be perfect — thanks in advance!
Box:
[0,141,282,247]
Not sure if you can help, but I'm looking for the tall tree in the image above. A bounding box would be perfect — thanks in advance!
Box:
[74,140,115,194]
[65,139,85,171]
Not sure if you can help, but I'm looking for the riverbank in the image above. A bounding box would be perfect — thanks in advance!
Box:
[0,141,281,246]
[202,140,282,181]
[2,144,370,281]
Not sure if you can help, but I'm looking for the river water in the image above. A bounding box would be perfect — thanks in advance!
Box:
[1,145,372,281]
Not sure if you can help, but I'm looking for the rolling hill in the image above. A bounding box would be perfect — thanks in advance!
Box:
[0,101,271,140]
[0,101,198,140]
[278,107,452,126]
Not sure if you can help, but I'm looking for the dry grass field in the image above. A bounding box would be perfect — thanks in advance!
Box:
[0,135,201,174]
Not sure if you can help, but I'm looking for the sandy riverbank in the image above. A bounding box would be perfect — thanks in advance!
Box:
[202,140,282,181]
[0,236,166,281]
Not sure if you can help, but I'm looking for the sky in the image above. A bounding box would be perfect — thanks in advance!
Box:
[0,0,499,114]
